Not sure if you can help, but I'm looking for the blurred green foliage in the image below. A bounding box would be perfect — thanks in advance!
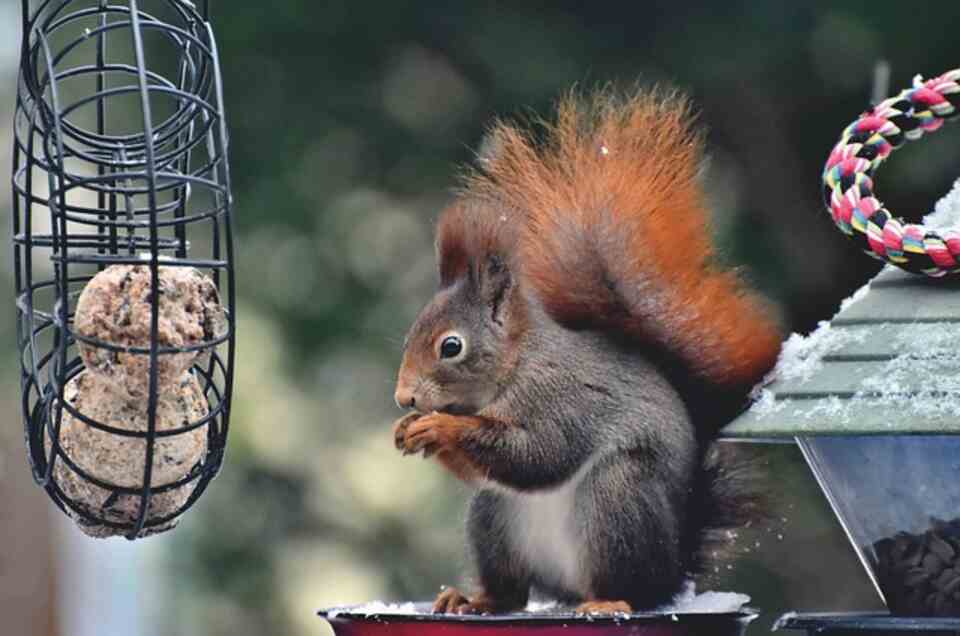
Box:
[160,2,959,635]
[4,2,960,635]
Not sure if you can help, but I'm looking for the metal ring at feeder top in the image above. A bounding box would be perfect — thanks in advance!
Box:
[822,68,960,277]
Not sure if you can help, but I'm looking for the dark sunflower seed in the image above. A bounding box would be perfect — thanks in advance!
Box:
[905,568,932,586]
[944,572,960,596]
[923,552,945,576]
[931,535,956,562]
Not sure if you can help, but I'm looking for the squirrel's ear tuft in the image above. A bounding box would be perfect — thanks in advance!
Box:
[475,126,506,167]
[479,254,512,324]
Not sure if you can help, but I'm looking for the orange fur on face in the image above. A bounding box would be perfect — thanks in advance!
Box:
[451,88,782,391]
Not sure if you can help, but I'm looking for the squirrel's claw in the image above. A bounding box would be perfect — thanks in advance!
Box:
[395,412,451,457]
[392,411,422,452]
[433,586,470,614]
[574,600,632,616]
[433,587,502,615]
[402,416,441,456]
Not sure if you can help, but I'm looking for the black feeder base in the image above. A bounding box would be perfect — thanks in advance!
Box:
[776,612,960,636]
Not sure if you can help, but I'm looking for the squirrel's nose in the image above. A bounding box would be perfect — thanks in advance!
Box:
[395,387,416,410]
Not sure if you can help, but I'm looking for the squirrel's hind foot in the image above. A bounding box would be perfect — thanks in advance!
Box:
[432,587,521,615]
[575,600,632,616]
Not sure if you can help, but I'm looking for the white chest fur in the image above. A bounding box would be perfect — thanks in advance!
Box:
[500,458,597,595]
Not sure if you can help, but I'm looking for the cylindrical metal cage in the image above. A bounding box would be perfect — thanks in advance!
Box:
[12,0,235,539]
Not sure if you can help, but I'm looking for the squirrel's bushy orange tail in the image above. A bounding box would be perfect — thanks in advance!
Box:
[464,87,782,393]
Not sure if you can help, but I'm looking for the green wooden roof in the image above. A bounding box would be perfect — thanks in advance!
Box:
[721,266,960,439]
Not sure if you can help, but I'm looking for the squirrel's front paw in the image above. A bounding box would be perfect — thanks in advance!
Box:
[400,412,465,458]
[395,413,488,482]
[392,412,422,452]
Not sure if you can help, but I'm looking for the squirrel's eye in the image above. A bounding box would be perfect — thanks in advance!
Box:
[439,334,464,360]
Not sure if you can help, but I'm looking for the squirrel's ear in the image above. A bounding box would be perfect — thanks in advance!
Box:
[478,254,512,324]
[475,128,504,167]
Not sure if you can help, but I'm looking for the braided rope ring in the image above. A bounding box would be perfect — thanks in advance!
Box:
[823,68,960,276]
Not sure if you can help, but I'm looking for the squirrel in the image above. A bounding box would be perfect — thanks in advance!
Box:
[391,87,783,616]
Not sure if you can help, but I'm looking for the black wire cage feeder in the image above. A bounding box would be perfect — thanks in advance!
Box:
[12,0,236,539]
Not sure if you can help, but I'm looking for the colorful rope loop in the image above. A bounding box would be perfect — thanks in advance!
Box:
[823,68,960,276]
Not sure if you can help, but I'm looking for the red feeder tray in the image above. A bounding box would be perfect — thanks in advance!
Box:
[319,604,756,636]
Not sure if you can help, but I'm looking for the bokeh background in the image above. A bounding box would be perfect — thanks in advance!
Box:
[1,2,959,635]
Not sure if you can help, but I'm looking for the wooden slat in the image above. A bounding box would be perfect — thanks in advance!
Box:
[824,322,959,359]
[724,400,960,437]
[763,359,960,396]
[834,291,960,324]
[722,265,960,437]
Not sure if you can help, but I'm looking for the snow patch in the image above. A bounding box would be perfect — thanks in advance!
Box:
[750,387,788,418]
[525,599,560,612]
[658,581,751,614]
[749,280,872,419]
[754,320,960,426]
[325,601,418,618]
[922,177,960,232]
[764,283,872,385]
[750,174,960,423]
[797,322,960,423]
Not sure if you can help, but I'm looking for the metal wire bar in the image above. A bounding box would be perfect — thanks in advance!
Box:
[12,0,235,539]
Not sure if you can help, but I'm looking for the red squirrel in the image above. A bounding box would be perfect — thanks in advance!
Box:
[392,87,783,615]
